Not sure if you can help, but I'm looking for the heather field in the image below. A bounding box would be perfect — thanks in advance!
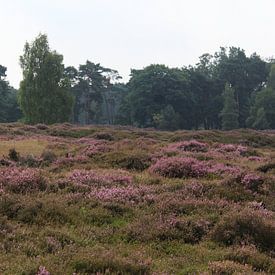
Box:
[0,123,274,274]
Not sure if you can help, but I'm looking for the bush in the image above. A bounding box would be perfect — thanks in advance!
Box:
[8,148,20,162]
[257,162,275,173]
[208,260,253,274]
[103,152,151,171]
[241,173,264,191]
[164,140,208,154]
[0,167,47,194]
[41,150,57,163]
[20,154,42,168]
[149,157,208,178]
[72,249,151,275]
[211,209,275,252]
[36,124,49,130]
[126,215,210,243]
[225,246,275,273]
[93,132,114,141]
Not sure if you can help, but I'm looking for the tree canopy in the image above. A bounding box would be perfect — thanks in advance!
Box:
[18,34,73,124]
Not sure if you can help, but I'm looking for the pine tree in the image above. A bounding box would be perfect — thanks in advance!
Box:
[220,83,239,130]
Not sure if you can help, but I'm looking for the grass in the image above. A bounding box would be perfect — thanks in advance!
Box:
[0,139,48,156]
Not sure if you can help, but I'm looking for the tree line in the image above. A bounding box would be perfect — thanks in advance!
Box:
[1,33,275,130]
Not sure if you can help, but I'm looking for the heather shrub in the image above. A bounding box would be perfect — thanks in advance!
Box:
[8,148,20,162]
[19,154,42,168]
[53,155,89,168]
[36,266,50,275]
[257,162,275,173]
[88,186,152,204]
[79,139,110,157]
[93,132,114,141]
[0,158,14,167]
[0,167,46,194]
[102,151,151,171]
[41,150,57,163]
[215,143,249,156]
[149,157,208,178]
[72,251,151,275]
[67,169,133,188]
[126,215,210,243]
[0,196,70,225]
[225,246,275,273]
[241,173,264,191]
[36,124,49,130]
[0,216,12,236]
[208,260,254,274]
[211,209,275,252]
[164,140,208,154]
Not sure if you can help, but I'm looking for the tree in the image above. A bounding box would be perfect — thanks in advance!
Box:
[68,61,121,125]
[220,83,239,130]
[0,65,22,122]
[213,47,267,127]
[18,34,73,124]
[124,65,192,128]
[247,65,275,129]
[153,105,180,130]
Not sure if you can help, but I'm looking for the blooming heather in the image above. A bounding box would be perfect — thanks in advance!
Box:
[76,138,110,157]
[67,169,133,187]
[215,143,248,156]
[149,157,209,178]
[241,173,263,191]
[89,186,152,204]
[0,167,46,193]
[54,155,89,166]
[164,140,208,154]
[208,163,242,176]
[37,266,50,275]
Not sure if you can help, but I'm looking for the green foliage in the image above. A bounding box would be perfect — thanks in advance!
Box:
[18,34,73,124]
[153,105,181,130]
[122,64,192,128]
[0,66,22,122]
[220,83,239,130]
[247,64,275,129]
[68,61,122,125]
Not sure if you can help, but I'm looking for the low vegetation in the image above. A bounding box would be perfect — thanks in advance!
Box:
[0,124,274,274]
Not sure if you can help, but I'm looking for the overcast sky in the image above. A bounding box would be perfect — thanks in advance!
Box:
[1,0,275,88]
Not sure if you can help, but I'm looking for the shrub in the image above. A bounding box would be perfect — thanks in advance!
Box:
[72,253,150,275]
[8,148,20,162]
[0,158,14,167]
[164,140,208,154]
[19,154,42,168]
[241,173,264,191]
[36,124,49,130]
[106,152,151,171]
[225,246,275,273]
[208,260,253,274]
[67,169,133,187]
[149,157,208,178]
[53,155,89,167]
[41,150,57,163]
[211,209,275,252]
[257,162,275,173]
[127,215,210,243]
[215,143,248,156]
[0,167,46,193]
[93,132,114,141]
[37,266,50,275]
[88,186,152,204]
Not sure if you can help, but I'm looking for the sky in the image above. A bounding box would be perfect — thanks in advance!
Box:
[1,0,275,88]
